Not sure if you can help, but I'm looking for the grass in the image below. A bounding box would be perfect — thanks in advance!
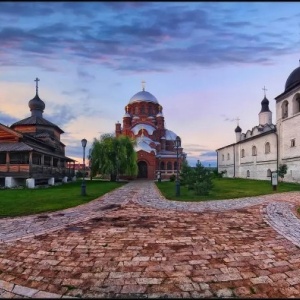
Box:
[0,180,125,218]
[156,177,300,202]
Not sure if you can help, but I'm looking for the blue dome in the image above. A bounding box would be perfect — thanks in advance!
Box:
[129,90,158,104]
[285,66,300,91]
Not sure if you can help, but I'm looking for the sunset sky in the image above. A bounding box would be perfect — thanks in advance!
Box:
[0,2,300,166]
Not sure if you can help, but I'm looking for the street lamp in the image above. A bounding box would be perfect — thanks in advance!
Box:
[158,155,161,183]
[175,136,180,196]
[81,138,87,196]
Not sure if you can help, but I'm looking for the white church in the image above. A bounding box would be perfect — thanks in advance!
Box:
[216,63,300,182]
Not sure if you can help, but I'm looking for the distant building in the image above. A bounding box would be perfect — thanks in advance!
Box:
[217,63,300,182]
[0,78,75,188]
[115,82,186,180]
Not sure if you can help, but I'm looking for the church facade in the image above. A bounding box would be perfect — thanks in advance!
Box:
[0,79,75,188]
[217,63,300,182]
[115,83,186,180]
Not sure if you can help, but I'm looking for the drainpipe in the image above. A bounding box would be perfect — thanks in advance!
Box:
[276,131,279,172]
[233,145,236,178]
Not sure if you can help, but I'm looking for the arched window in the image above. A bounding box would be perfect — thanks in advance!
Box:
[265,142,270,154]
[247,170,250,177]
[167,162,172,170]
[241,149,245,158]
[174,161,178,170]
[267,169,271,177]
[282,100,289,119]
[149,106,152,115]
[293,95,300,115]
[135,106,139,114]
[252,146,257,156]
[160,162,165,170]
[227,153,230,160]
[141,105,145,114]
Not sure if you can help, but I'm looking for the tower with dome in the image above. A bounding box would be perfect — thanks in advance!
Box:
[217,62,300,182]
[115,82,186,180]
[0,78,75,188]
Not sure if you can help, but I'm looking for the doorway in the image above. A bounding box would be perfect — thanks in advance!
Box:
[137,161,148,178]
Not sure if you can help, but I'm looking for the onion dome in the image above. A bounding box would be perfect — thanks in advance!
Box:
[285,65,300,91]
[123,112,131,118]
[129,90,158,104]
[235,125,242,133]
[28,77,45,118]
[156,112,164,117]
[260,96,271,113]
[133,116,140,120]
[29,94,45,114]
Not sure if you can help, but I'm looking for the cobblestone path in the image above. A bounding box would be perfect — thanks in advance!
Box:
[1,180,300,298]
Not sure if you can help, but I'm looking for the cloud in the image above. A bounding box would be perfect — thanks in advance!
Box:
[0,3,299,72]
[0,111,18,126]
[200,151,217,158]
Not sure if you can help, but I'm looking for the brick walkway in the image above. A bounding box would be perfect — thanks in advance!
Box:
[1,180,300,298]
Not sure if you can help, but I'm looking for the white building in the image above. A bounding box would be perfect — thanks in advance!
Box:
[216,63,300,182]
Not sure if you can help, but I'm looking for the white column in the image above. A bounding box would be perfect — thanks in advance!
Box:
[5,177,17,188]
[26,178,35,189]
[48,177,55,186]
[62,176,68,183]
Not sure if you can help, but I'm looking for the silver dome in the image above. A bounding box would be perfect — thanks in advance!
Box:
[129,90,158,104]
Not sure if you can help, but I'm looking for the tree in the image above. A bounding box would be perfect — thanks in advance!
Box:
[278,164,288,181]
[180,160,214,195]
[89,134,138,181]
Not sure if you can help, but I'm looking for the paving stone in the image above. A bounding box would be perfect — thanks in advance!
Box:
[1,181,300,298]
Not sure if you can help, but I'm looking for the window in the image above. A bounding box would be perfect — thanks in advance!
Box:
[160,162,165,170]
[0,153,6,164]
[247,170,250,177]
[227,153,230,160]
[241,149,245,158]
[282,100,288,119]
[44,156,51,166]
[141,105,145,114]
[10,152,29,164]
[265,142,271,154]
[174,161,178,170]
[267,169,271,177]
[222,154,224,161]
[149,106,152,115]
[32,153,42,165]
[293,96,300,115]
[252,146,257,156]
[135,106,139,114]
[167,162,172,170]
[291,139,296,147]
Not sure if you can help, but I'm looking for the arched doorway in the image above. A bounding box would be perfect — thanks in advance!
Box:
[138,161,148,178]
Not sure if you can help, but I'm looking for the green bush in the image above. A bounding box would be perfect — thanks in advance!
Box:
[194,181,211,195]
[169,174,176,182]
[180,160,213,195]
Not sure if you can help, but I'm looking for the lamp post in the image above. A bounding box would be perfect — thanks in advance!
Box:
[81,138,87,196]
[158,155,161,183]
[175,136,180,196]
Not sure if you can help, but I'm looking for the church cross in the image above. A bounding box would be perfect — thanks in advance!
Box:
[262,86,267,97]
[34,77,40,95]
[235,117,240,126]
[141,80,146,91]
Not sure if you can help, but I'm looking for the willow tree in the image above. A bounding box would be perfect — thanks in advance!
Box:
[89,134,138,181]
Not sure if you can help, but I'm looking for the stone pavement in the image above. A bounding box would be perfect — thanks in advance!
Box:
[1,180,300,298]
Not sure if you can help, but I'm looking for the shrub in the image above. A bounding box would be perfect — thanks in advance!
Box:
[278,164,288,179]
[169,174,176,182]
[194,181,211,195]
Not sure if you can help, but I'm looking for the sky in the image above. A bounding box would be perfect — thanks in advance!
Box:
[0,2,300,167]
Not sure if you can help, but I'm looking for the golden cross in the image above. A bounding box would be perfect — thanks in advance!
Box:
[126,105,129,113]
[141,80,146,91]
[235,117,240,126]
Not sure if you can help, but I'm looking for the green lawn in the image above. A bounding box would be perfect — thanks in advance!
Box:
[0,180,125,218]
[156,178,300,202]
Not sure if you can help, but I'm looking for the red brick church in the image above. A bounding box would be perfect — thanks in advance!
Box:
[115,82,186,180]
